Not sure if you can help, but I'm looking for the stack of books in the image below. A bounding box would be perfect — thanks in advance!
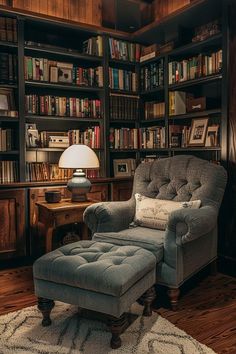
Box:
[140,60,164,90]
[109,38,141,62]
[0,128,14,151]
[0,16,17,42]
[144,101,165,119]
[109,68,137,92]
[110,94,139,120]
[0,53,17,83]
[82,35,103,56]
[139,127,166,149]
[0,161,18,183]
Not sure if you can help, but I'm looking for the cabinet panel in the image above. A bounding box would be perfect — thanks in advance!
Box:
[0,189,25,260]
[111,180,133,201]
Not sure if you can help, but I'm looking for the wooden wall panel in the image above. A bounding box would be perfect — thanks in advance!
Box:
[219,1,236,275]
[152,0,190,21]
[10,0,102,26]
[0,189,25,260]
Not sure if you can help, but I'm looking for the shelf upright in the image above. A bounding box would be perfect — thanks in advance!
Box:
[17,17,26,182]
[103,34,110,177]
[164,53,170,155]
[221,0,229,167]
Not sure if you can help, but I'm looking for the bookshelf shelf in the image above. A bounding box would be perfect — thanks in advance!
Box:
[110,149,138,153]
[0,150,19,155]
[168,74,222,90]
[25,115,103,123]
[141,117,165,123]
[25,81,103,92]
[169,33,222,57]
[168,109,222,120]
[26,148,103,152]
[110,119,136,124]
[24,45,103,62]
[170,147,221,152]
[110,88,138,95]
[0,83,17,89]
[0,40,18,48]
[140,87,165,95]
[109,58,137,66]
[0,117,19,122]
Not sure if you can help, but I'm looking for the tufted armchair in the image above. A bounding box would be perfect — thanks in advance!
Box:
[84,155,227,309]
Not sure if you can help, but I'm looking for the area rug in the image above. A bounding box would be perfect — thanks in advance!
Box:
[0,302,216,354]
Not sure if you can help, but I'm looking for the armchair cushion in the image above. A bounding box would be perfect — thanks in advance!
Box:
[93,226,164,262]
[133,193,201,230]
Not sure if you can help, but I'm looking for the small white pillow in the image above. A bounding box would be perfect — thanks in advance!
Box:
[133,193,201,230]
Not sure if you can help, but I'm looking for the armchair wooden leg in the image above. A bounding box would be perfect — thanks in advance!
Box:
[167,288,180,311]
[37,297,55,327]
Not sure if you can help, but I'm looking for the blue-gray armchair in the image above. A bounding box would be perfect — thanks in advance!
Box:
[84,155,227,309]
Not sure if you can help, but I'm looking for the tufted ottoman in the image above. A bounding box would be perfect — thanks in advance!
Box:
[33,240,156,349]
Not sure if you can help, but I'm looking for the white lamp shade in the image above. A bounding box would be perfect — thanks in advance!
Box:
[58,144,99,169]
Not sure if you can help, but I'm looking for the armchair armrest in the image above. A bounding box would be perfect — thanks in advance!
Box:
[83,199,135,234]
[167,206,218,245]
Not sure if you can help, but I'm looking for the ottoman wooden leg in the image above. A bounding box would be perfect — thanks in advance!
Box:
[108,313,127,349]
[141,286,156,317]
[38,297,55,327]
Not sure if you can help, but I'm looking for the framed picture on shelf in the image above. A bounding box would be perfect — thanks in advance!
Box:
[188,118,208,146]
[0,88,15,112]
[58,67,73,84]
[113,159,136,177]
[205,125,219,147]
[26,123,40,148]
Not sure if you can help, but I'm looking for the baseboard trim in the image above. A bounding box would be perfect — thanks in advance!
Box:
[218,255,236,277]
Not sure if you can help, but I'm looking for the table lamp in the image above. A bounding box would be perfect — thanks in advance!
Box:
[59,144,99,202]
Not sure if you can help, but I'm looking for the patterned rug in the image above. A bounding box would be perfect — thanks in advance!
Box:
[0,302,216,354]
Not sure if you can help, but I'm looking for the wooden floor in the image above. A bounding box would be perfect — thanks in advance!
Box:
[0,266,236,354]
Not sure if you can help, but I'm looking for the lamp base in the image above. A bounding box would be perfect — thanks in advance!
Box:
[67,169,91,203]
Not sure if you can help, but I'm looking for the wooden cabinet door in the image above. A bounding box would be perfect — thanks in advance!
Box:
[111,180,133,201]
[0,189,25,260]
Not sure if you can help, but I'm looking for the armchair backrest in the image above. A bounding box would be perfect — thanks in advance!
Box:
[133,155,227,210]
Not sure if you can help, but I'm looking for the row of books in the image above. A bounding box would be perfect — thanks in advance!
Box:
[0,161,18,183]
[110,94,139,120]
[25,95,102,118]
[109,68,137,92]
[0,53,17,83]
[140,60,164,91]
[24,57,103,87]
[25,162,99,182]
[168,50,222,84]
[109,38,141,62]
[144,101,165,120]
[109,127,165,149]
[139,127,166,149]
[25,162,73,182]
[0,16,17,43]
[82,35,103,56]
[0,128,14,151]
[26,126,101,149]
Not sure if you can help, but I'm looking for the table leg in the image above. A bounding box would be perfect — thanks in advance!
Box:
[45,226,54,253]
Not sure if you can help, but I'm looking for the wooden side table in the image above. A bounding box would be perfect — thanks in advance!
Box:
[36,199,95,253]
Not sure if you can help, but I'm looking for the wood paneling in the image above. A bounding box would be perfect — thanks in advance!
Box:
[219,1,236,275]
[152,0,190,20]
[0,189,25,260]
[10,0,102,26]
[111,180,133,201]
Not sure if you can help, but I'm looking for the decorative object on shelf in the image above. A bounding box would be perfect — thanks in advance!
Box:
[59,144,99,202]
[45,190,62,203]
[113,158,136,177]
[186,96,206,112]
[25,123,40,148]
[188,118,208,146]
[192,19,221,43]
[205,124,219,147]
